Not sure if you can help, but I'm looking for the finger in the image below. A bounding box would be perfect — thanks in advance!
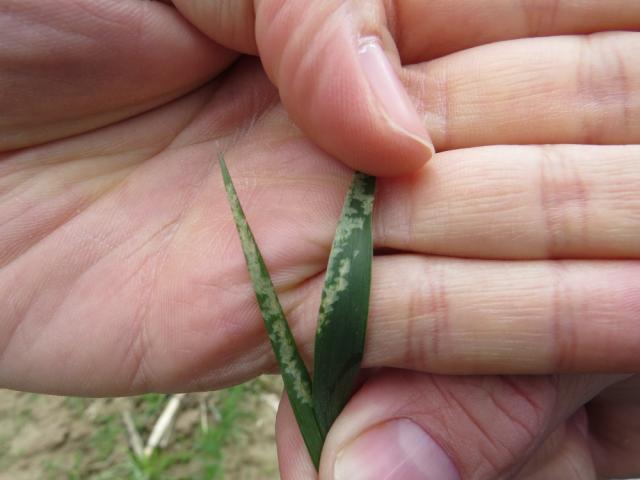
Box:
[171,0,640,62]
[256,0,434,176]
[394,0,640,63]
[411,32,640,150]
[163,2,640,176]
[0,0,236,150]
[287,256,640,375]
[318,373,619,480]
[375,144,640,259]
[276,371,620,479]
[175,0,434,176]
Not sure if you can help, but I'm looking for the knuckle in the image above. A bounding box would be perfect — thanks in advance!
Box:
[537,146,589,258]
[576,33,639,144]
[404,258,450,370]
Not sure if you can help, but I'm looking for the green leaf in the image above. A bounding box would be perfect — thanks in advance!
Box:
[313,172,376,438]
[220,154,376,469]
[219,155,324,469]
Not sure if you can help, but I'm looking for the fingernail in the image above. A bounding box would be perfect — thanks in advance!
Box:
[357,37,433,155]
[334,419,460,480]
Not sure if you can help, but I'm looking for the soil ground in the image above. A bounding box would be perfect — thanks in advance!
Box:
[0,376,282,479]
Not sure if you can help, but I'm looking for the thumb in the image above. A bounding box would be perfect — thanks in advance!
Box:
[172,0,433,176]
[276,371,626,479]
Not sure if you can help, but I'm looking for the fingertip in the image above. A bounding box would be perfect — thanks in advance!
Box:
[336,113,434,177]
[294,35,434,177]
[255,1,433,178]
[365,126,434,177]
[332,418,459,480]
[287,42,434,178]
[355,36,434,176]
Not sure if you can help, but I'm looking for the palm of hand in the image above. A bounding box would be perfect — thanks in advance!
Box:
[0,59,349,395]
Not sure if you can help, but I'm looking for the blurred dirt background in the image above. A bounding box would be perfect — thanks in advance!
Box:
[0,376,282,479]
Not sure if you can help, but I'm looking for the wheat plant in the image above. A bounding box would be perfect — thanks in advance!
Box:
[220,155,375,469]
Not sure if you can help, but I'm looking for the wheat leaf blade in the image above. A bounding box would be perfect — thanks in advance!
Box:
[313,172,376,438]
[219,156,324,468]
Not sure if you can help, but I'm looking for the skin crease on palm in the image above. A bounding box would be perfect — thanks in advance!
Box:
[0,1,639,479]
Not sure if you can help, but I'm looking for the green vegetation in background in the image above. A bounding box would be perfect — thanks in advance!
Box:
[30,380,270,480]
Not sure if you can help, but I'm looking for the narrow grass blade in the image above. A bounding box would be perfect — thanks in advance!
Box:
[313,172,376,438]
[219,155,324,468]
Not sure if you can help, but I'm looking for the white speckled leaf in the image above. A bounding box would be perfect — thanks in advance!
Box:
[313,172,376,438]
[219,156,323,468]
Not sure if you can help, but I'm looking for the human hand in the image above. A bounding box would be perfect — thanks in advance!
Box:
[1,0,638,392]
[268,2,640,478]
[1,2,639,478]
[277,373,640,479]
[171,0,640,177]
[12,1,639,177]
[3,0,434,177]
